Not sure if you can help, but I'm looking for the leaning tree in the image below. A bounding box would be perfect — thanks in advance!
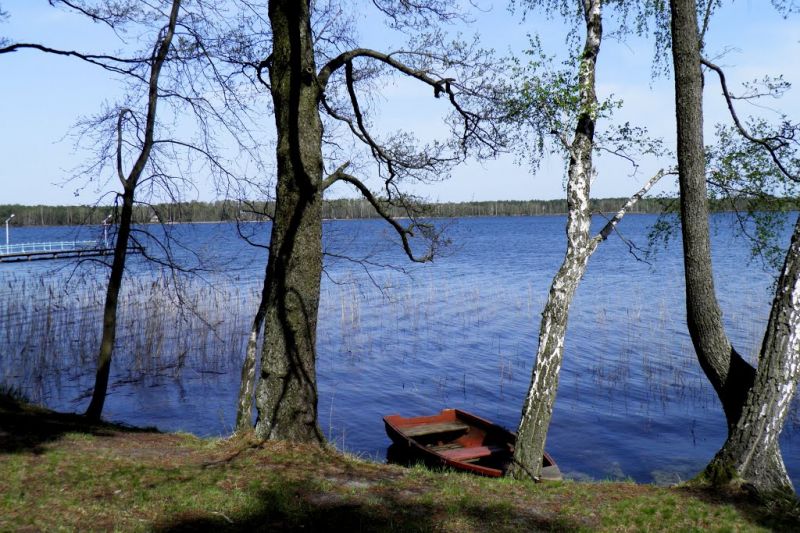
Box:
[2,1,184,419]
[499,0,669,480]
[2,0,268,419]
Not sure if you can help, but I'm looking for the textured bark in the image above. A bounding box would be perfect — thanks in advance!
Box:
[705,215,800,495]
[508,0,602,480]
[669,0,756,432]
[85,0,181,420]
[670,0,794,495]
[254,0,324,443]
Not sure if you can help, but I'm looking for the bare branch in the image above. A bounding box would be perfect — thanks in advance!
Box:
[318,48,486,152]
[698,0,716,48]
[331,171,438,263]
[116,108,134,186]
[48,0,136,29]
[321,161,352,191]
[0,42,146,78]
[702,57,799,182]
[369,0,470,29]
[122,0,182,191]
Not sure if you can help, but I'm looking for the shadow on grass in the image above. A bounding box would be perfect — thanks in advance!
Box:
[3,391,797,532]
[679,485,800,531]
[156,484,580,532]
[0,392,150,455]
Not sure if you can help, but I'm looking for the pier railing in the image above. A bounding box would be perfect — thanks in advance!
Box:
[0,240,101,256]
[0,240,141,263]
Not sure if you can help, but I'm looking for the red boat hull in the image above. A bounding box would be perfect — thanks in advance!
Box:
[384,408,561,479]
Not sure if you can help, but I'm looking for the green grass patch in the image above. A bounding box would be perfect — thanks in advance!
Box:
[1,394,798,532]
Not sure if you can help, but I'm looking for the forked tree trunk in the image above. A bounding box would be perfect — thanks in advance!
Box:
[85,0,181,420]
[670,0,794,495]
[508,0,602,480]
[253,0,324,443]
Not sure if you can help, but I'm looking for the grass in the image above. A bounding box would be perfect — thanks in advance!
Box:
[1,394,798,532]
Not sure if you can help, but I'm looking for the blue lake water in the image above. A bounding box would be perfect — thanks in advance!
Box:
[1,214,798,487]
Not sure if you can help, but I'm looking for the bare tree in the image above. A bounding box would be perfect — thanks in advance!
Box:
[83,1,183,418]
[3,0,270,419]
[1,0,184,419]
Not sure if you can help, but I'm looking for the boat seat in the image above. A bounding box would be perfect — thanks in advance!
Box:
[440,444,506,462]
[403,422,469,437]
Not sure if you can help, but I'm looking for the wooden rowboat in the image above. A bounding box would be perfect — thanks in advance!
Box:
[383,408,561,479]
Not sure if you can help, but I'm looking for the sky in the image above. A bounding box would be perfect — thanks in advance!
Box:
[0,1,799,206]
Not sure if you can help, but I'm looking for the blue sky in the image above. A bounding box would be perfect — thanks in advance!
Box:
[1,1,798,205]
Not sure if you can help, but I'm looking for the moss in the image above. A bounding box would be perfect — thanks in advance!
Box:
[698,459,740,487]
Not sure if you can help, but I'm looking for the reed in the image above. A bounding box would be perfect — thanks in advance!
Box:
[1,262,796,432]
[0,269,259,404]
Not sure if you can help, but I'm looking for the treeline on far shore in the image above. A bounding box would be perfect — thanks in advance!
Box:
[0,196,785,227]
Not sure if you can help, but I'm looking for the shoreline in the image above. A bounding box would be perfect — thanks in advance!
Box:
[1,393,796,531]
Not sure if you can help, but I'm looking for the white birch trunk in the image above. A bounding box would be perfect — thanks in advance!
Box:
[508,0,602,480]
[706,215,800,495]
[235,297,266,432]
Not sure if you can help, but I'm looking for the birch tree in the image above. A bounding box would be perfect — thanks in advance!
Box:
[503,0,669,479]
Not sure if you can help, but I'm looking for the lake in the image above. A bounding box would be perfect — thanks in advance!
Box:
[1,214,798,487]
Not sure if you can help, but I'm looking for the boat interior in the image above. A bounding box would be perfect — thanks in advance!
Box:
[389,411,514,472]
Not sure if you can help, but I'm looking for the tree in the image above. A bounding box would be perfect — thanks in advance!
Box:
[3,0,266,420]
[503,0,667,479]
[84,0,183,419]
[1,1,184,419]
[248,0,502,442]
[669,0,800,495]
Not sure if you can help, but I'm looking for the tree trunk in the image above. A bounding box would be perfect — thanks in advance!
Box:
[705,215,800,495]
[254,0,324,443]
[85,188,134,420]
[85,0,181,420]
[235,290,266,432]
[508,0,602,480]
[670,0,794,495]
[669,0,756,431]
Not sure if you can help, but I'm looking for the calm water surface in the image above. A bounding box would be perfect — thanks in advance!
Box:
[1,215,798,487]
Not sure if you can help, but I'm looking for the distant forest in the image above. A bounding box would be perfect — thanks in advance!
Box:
[0,196,780,227]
